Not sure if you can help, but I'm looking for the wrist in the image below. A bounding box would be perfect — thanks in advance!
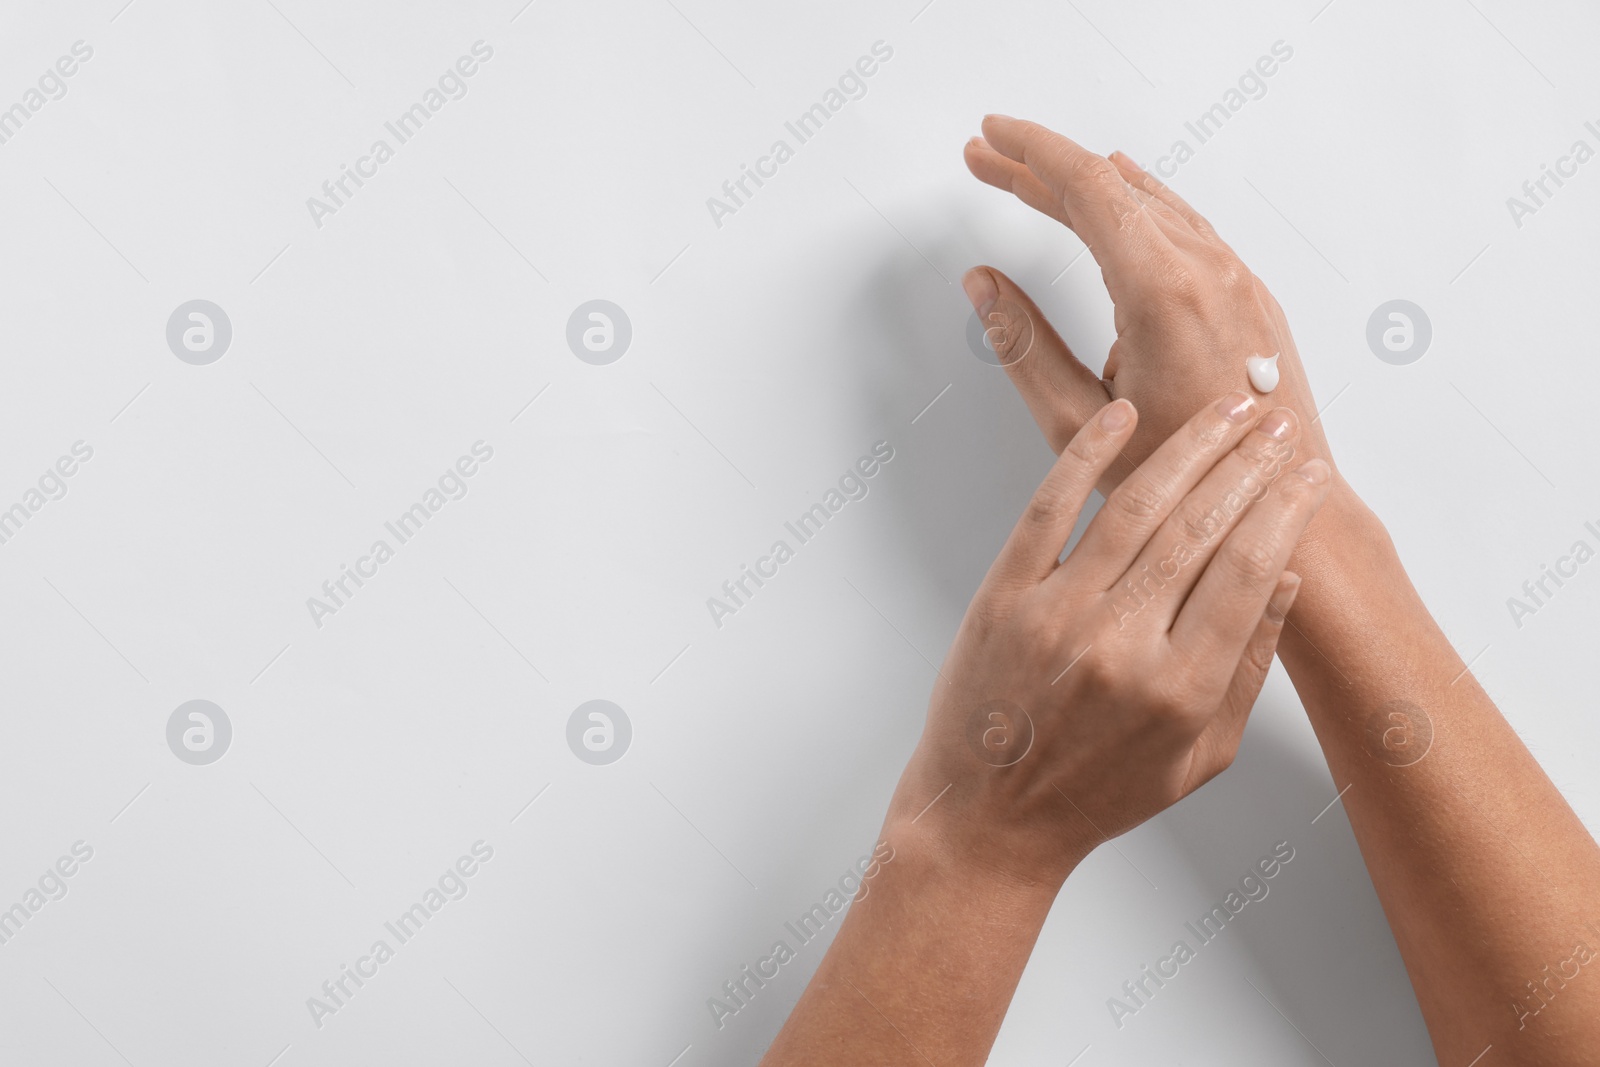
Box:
[1287,475,1392,586]
[1276,474,1431,678]
[881,759,1088,906]
[878,808,1071,914]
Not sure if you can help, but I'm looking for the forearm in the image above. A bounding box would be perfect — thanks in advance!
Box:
[1281,482,1600,1062]
[759,814,1066,1067]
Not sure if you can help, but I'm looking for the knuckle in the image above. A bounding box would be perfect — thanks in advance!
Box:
[1159,262,1206,310]
[1142,674,1200,725]
[1022,483,1068,531]
[1222,535,1279,586]
[1066,153,1122,191]
[1174,504,1226,547]
[965,592,1011,638]
[1020,599,1065,646]
[1074,648,1118,690]
[1110,478,1167,525]
[1243,634,1278,678]
[1211,256,1255,299]
[1185,410,1233,450]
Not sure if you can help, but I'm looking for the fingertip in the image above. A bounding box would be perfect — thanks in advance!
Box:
[1265,571,1302,625]
[979,114,1021,153]
[961,266,998,317]
[1295,458,1332,486]
[1253,406,1298,441]
[1098,397,1136,433]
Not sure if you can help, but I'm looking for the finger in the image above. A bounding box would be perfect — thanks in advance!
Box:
[1188,572,1301,787]
[1171,460,1330,664]
[965,138,1187,254]
[1123,181,1194,238]
[964,137,1074,229]
[988,399,1137,586]
[961,266,1111,450]
[1107,151,1222,244]
[1108,407,1301,629]
[977,117,1168,286]
[1062,391,1262,589]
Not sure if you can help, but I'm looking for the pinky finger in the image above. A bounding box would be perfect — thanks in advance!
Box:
[1201,572,1302,768]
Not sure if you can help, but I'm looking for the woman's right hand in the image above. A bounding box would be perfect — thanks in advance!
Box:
[887,392,1328,888]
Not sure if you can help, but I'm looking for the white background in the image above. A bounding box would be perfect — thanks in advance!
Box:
[0,0,1596,1064]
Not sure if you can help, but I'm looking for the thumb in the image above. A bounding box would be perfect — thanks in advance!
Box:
[962,265,1109,453]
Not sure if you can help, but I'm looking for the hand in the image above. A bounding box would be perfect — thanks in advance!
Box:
[961,115,1335,494]
[887,393,1328,889]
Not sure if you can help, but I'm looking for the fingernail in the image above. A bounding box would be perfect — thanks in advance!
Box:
[962,267,998,320]
[1099,398,1133,431]
[1265,573,1301,624]
[1255,408,1295,439]
[1216,391,1255,422]
[1296,459,1331,484]
[984,113,1014,122]
[968,135,990,150]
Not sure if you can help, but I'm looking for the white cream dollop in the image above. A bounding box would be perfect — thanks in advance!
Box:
[1246,352,1280,394]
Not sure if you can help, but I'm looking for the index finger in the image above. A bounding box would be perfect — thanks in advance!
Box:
[978,116,1168,283]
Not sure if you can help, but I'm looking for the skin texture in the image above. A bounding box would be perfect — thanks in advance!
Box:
[761,396,1328,1065]
[760,117,1600,1066]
